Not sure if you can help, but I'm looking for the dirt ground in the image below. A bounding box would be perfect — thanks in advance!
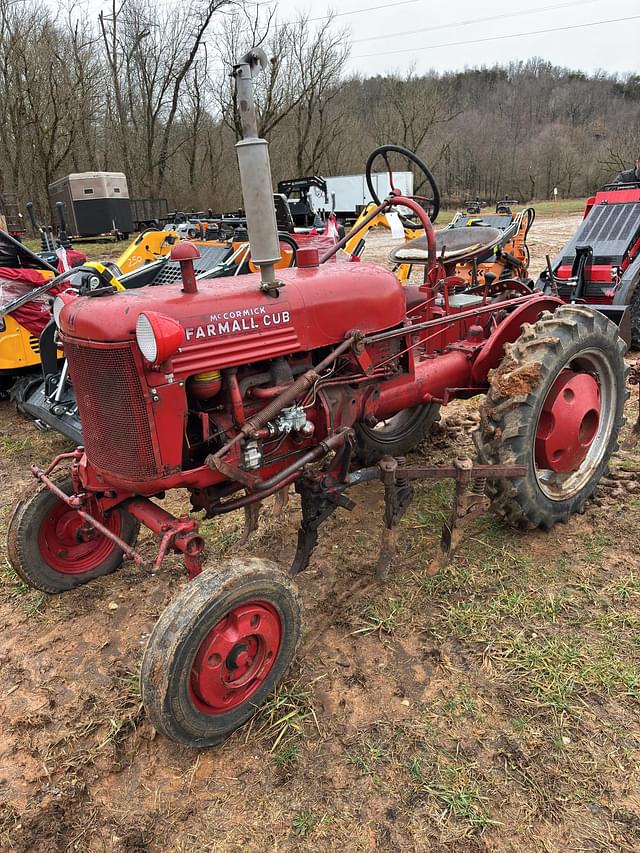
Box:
[2,212,640,852]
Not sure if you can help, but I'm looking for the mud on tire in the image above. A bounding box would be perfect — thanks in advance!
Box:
[476,304,627,530]
[141,559,302,748]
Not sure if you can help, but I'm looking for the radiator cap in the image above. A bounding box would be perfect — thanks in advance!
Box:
[296,247,319,269]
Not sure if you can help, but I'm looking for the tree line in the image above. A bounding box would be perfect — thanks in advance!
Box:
[1,0,639,221]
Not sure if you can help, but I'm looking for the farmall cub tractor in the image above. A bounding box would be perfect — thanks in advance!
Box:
[9,51,628,747]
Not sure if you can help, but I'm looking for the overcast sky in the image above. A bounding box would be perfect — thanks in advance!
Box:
[81,0,640,77]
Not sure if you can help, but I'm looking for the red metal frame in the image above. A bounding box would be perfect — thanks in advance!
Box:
[29,192,571,577]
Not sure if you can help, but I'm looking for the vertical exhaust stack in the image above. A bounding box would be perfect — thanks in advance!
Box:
[233,49,282,296]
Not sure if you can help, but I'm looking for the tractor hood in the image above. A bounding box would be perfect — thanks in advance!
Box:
[60,262,406,375]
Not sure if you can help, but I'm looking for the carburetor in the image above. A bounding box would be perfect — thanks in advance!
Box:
[242,405,315,470]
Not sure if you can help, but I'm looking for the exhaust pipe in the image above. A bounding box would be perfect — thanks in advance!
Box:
[233,48,282,296]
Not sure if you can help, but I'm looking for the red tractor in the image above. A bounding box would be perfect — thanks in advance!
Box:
[537,182,640,346]
[9,50,628,747]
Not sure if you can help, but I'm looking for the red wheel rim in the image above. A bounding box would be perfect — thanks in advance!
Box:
[535,369,601,473]
[190,602,282,715]
[39,499,122,574]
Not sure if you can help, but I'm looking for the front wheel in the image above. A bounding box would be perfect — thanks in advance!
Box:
[7,478,139,593]
[141,559,301,748]
[477,304,627,529]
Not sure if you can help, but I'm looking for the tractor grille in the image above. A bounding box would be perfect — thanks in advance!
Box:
[151,244,234,284]
[65,342,157,479]
[28,335,40,354]
[561,202,640,265]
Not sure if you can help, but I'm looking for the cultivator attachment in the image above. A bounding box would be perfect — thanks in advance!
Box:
[287,454,526,581]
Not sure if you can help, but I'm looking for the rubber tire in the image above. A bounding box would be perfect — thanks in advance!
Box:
[141,559,302,748]
[476,304,627,530]
[355,403,440,465]
[10,374,41,409]
[629,284,640,350]
[7,477,140,593]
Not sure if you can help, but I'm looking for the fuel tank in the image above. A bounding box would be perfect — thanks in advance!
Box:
[60,262,406,376]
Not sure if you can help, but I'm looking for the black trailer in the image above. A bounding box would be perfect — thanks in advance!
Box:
[130,197,170,230]
[48,172,133,238]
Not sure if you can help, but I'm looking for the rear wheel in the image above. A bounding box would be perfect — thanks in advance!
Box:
[477,304,627,529]
[7,477,139,593]
[355,404,440,465]
[141,559,301,748]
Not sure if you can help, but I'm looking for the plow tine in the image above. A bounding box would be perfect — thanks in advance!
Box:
[239,501,261,544]
[273,485,290,515]
[427,459,490,576]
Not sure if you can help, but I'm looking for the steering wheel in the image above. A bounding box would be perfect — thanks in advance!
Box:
[365,144,440,228]
[277,232,298,268]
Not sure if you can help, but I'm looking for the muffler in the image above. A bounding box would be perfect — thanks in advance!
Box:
[233,49,282,296]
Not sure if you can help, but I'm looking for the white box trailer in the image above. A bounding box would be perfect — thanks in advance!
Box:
[305,171,413,221]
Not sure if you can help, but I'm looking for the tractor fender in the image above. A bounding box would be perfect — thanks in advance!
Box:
[470,295,563,385]
[612,253,640,306]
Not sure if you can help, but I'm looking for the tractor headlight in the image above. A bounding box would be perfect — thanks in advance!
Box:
[135,311,185,367]
[135,313,158,363]
[52,290,77,328]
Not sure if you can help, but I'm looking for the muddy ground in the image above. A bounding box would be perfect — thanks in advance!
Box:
[2,212,640,852]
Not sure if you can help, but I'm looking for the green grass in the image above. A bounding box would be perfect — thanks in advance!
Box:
[438,197,586,223]
[253,679,320,752]
[23,236,127,261]
[345,739,387,777]
[494,634,640,710]
[410,761,496,832]
[351,596,405,636]
[439,687,477,719]
[292,809,322,836]
[0,560,48,616]
[0,435,34,454]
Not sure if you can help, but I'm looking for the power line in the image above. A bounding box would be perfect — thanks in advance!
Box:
[352,13,640,59]
[307,0,419,24]
[352,0,602,44]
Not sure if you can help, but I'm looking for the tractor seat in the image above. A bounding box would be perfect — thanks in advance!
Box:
[390,225,503,265]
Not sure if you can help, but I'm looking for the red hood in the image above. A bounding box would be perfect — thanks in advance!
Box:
[60,262,406,376]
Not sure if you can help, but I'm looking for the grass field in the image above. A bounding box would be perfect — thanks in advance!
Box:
[437,198,587,222]
[1,209,639,852]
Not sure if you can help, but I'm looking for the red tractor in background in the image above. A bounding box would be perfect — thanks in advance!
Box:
[537,182,640,346]
[8,49,629,748]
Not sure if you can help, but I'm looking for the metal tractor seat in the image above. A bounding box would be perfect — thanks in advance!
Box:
[389,225,504,266]
[560,201,640,266]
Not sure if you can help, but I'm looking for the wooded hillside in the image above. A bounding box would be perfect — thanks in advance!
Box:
[1,0,638,215]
